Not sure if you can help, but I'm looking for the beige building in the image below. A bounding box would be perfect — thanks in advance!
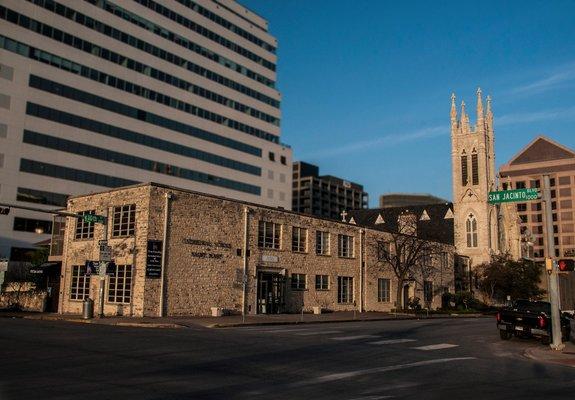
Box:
[499,136,575,308]
[56,183,454,317]
[450,89,521,269]
[0,0,291,262]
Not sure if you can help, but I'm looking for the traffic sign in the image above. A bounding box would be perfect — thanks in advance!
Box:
[488,188,539,204]
[82,214,107,224]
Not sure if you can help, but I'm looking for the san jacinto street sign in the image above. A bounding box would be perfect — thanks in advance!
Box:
[488,188,539,204]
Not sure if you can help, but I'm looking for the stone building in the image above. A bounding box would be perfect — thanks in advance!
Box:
[57,183,454,317]
[450,89,521,269]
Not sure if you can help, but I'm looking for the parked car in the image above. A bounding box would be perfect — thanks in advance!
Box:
[496,299,571,344]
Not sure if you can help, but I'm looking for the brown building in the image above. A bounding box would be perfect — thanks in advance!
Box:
[499,135,575,308]
[292,161,368,220]
[55,183,454,317]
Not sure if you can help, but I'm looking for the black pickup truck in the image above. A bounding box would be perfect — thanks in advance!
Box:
[496,300,571,344]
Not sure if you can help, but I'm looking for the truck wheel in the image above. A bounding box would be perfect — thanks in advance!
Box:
[500,330,512,340]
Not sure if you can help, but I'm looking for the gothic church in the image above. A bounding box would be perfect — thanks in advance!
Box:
[451,89,521,269]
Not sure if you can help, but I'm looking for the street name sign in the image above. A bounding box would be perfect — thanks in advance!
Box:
[82,214,107,224]
[488,188,539,204]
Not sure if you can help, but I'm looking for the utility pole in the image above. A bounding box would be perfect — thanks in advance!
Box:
[542,175,564,351]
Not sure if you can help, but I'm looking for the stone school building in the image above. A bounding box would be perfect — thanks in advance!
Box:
[57,183,455,317]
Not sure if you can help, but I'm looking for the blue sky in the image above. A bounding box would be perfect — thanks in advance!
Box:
[242,0,575,206]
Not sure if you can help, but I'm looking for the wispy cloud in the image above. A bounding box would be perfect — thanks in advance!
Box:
[301,125,447,159]
[497,105,575,126]
[507,62,575,96]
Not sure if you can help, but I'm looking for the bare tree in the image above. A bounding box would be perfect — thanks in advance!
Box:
[375,215,446,309]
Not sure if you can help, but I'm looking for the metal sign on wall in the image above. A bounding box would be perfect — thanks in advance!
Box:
[146,240,163,278]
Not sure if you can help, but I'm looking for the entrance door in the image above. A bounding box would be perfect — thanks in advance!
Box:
[257,271,285,314]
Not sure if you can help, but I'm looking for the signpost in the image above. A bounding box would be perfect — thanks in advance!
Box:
[488,188,539,204]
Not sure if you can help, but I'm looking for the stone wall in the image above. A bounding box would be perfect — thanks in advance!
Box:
[0,290,47,312]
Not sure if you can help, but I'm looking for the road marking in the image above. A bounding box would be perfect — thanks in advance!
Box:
[368,339,417,345]
[331,335,380,341]
[295,330,342,336]
[291,357,475,386]
[412,343,459,351]
[265,328,312,333]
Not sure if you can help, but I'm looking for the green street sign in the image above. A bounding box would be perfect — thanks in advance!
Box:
[488,188,539,204]
[82,214,107,224]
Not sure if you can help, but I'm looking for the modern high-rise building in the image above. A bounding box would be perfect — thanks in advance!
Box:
[0,0,291,260]
[292,161,368,220]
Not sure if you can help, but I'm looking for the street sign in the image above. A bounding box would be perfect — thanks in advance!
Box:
[85,261,116,276]
[99,244,112,262]
[488,188,539,204]
[82,214,107,224]
[146,240,163,278]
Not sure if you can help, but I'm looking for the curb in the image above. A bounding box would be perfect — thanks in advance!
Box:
[523,346,575,368]
[16,314,185,329]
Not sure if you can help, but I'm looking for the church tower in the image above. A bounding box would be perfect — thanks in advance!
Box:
[451,89,499,267]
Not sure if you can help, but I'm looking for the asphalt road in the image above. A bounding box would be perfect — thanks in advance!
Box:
[0,317,574,400]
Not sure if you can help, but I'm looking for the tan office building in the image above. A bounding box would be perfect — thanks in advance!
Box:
[0,0,291,261]
[499,136,575,308]
[55,183,454,317]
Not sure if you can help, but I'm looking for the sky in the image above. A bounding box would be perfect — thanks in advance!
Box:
[241,0,575,206]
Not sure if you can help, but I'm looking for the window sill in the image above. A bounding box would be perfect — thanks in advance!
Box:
[315,288,330,291]
[315,253,331,257]
[338,256,355,260]
[111,235,135,239]
[292,250,308,254]
[258,246,282,252]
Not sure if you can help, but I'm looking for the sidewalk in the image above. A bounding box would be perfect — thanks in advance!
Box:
[524,341,575,368]
[0,310,488,329]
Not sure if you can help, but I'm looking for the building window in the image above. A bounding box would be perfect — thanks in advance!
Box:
[316,231,330,255]
[377,241,391,260]
[378,278,391,302]
[338,234,354,258]
[75,210,95,240]
[112,204,135,237]
[559,176,571,185]
[517,203,527,212]
[424,281,433,304]
[269,151,275,161]
[107,264,132,304]
[280,155,286,165]
[291,273,306,290]
[13,217,52,234]
[70,265,89,301]
[530,180,541,189]
[292,227,307,252]
[337,276,353,304]
[471,153,479,185]
[461,155,468,186]
[315,275,329,290]
[466,215,478,247]
[258,221,281,249]
[16,187,68,207]
[516,181,526,189]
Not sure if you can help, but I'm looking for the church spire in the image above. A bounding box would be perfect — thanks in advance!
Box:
[450,93,457,136]
[476,87,484,134]
[461,101,470,134]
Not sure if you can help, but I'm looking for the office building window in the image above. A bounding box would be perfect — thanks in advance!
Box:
[16,187,68,207]
[269,152,275,162]
[291,273,306,290]
[337,276,353,304]
[107,264,132,304]
[13,217,52,234]
[112,205,136,237]
[378,278,391,302]
[316,231,330,255]
[517,203,527,212]
[315,275,329,290]
[258,221,281,249]
[516,181,526,189]
[292,227,307,252]
[280,155,286,165]
[70,265,89,301]
[338,234,354,258]
[75,210,95,240]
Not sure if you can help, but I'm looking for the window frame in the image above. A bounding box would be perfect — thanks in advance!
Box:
[70,265,90,301]
[291,226,307,253]
[75,210,96,240]
[377,278,391,302]
[107,264,133,304]
[111,204,136,237]
[338,234,354,258]
[291,273,306,290]
[316,230,330,255]
[315,274,329,291]
[337,276,354,304]
[258,220,281,249]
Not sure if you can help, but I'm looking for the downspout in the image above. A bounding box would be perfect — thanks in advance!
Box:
[242,206,250,317]
[159,192,172,317]
[359,229,365,313]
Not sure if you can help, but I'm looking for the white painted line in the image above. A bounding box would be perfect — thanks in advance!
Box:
[330,335,380,341]
[296,330,342,336]
[368,339,417,345]
[291,357,475,386]
[412,343,459,351]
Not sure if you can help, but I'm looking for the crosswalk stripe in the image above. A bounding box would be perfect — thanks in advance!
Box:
[331,335,380,341]
[368,339,417,345]
[412,343,459,351]
[296,330,342,336]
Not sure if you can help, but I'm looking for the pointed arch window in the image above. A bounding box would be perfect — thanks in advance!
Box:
[471,149,479,185]
[466,214,478,247]
[461,151,468,186]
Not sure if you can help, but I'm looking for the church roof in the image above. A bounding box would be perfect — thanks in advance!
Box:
[347,203,454,245]
[507,136,575,166]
